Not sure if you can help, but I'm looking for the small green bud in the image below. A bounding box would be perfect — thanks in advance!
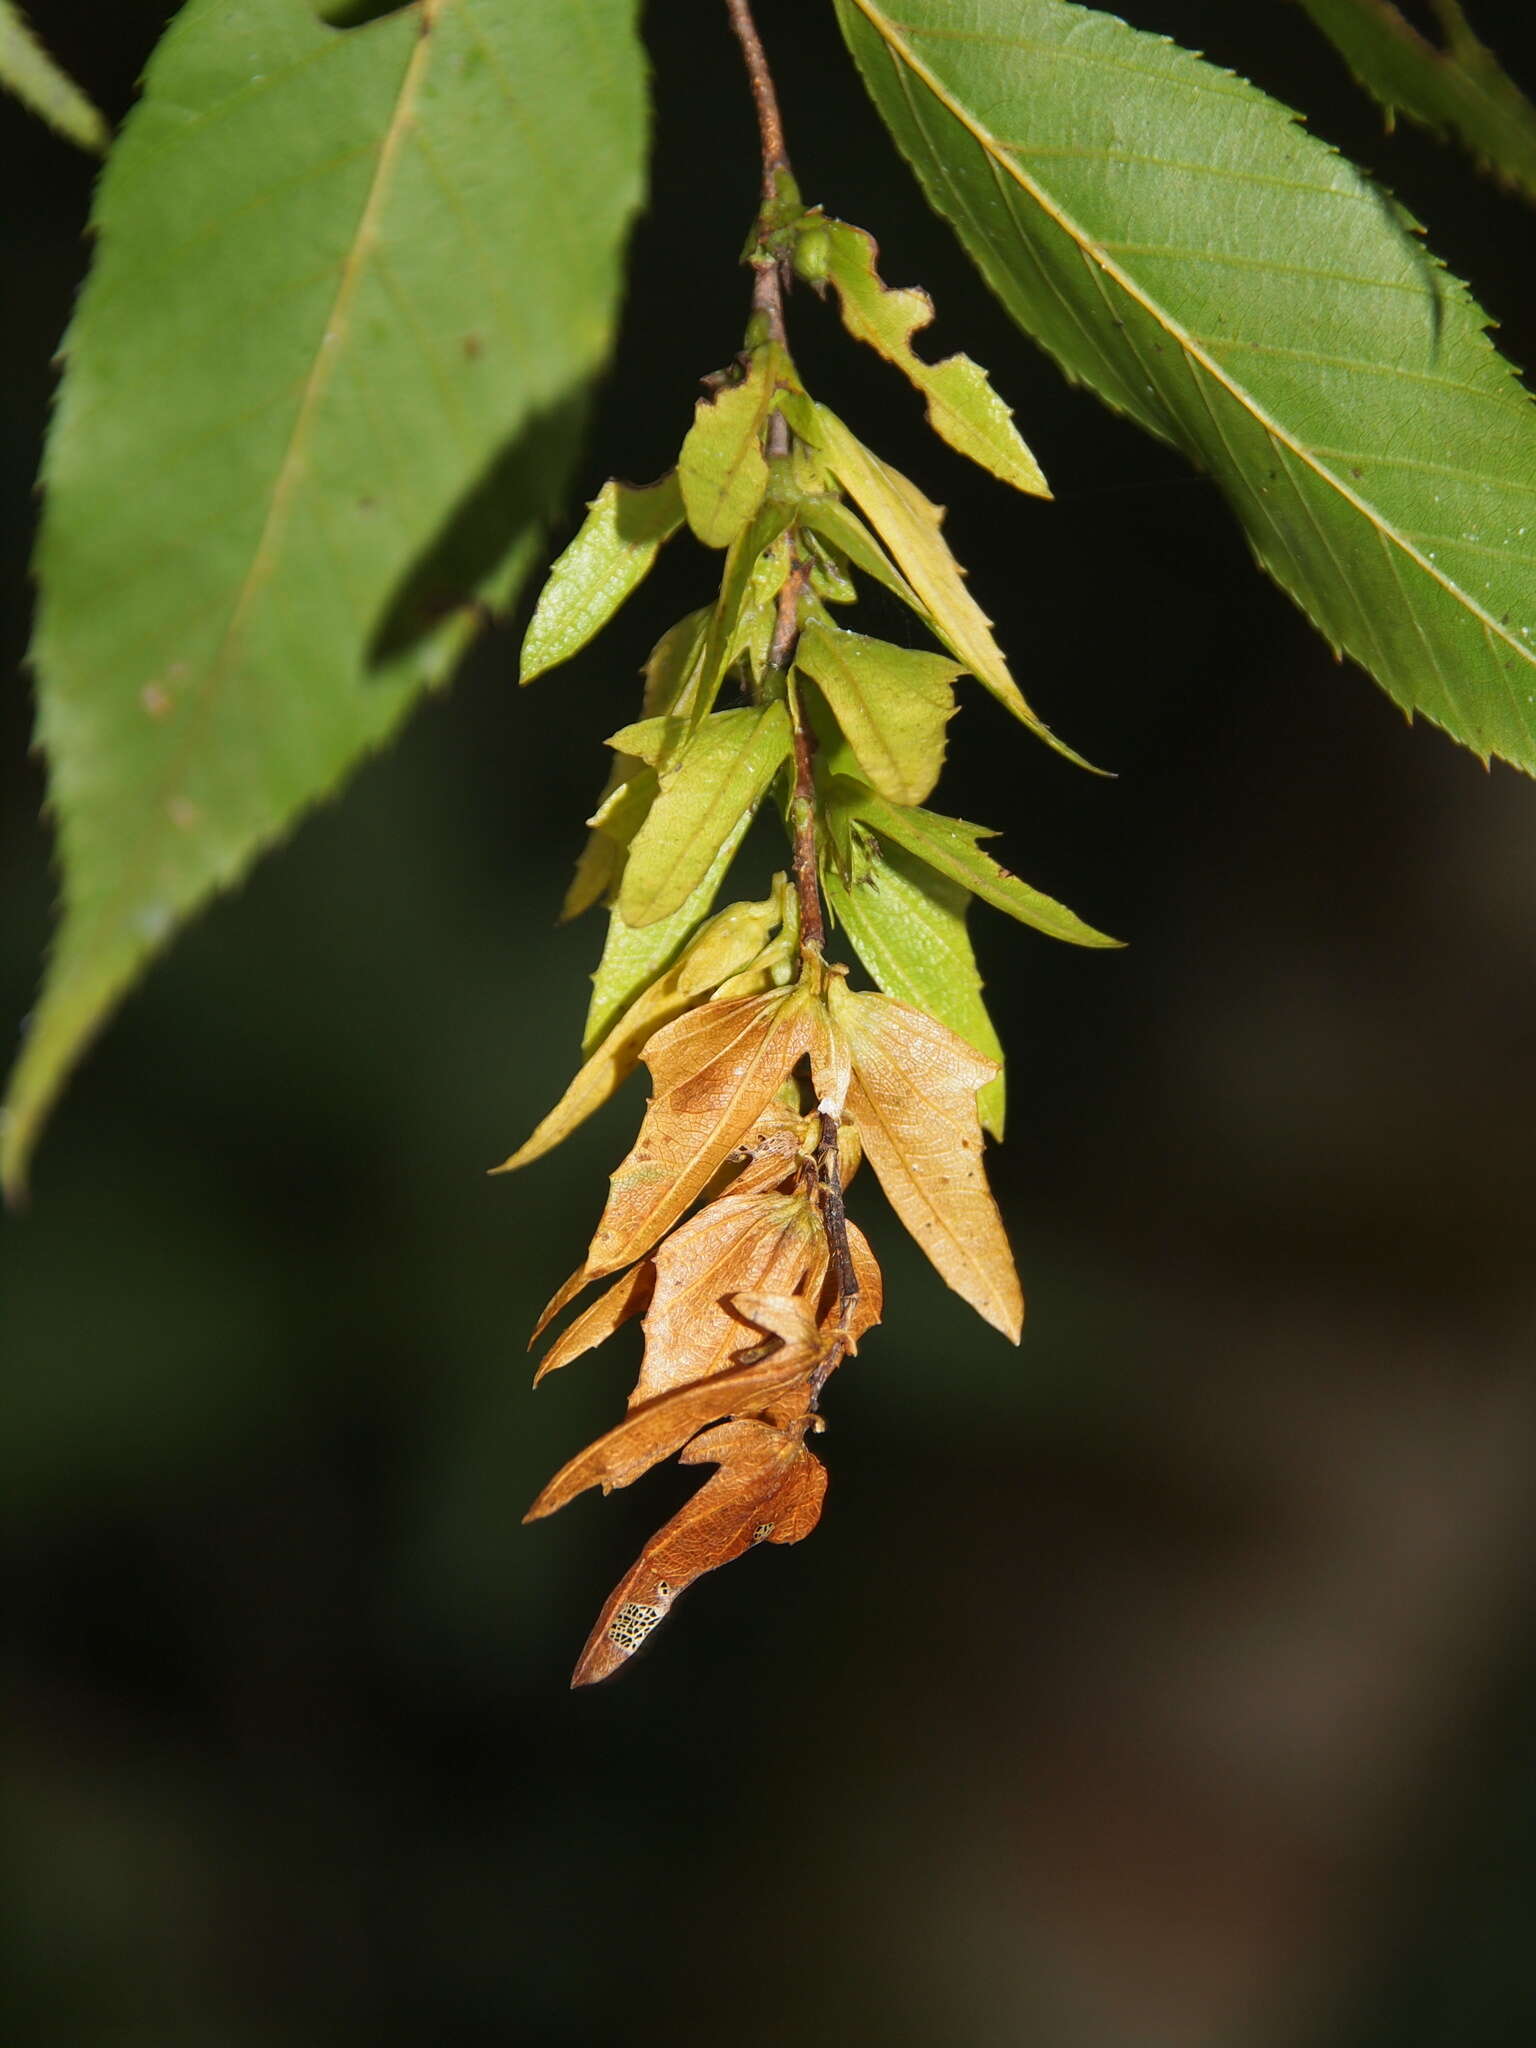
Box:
[793,225,832,287]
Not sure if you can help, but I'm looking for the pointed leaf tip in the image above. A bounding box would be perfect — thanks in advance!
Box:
[806,210,1050,496]
[829,979,1024,1339]
[799,402,1099,770]
[520,473,685,683]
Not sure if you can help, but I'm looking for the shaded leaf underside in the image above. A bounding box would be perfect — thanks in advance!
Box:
[5,0,648,1193]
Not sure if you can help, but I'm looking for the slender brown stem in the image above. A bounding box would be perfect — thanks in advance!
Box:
[724,0,790,208]
[786,696,826,962]
[725,0,794,460]
[724,2,858,1383]
[783,598,863,1377]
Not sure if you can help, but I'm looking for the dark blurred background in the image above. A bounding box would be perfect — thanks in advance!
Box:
[5,3,1536,2042]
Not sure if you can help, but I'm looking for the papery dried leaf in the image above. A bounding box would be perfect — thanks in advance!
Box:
[581,987,817,1281]
[823,836,1007,1138]
[727,1289,826,1365]
[697,1099,814,1202]
[633,1188,828,1403]
[830,978,1023,1340]
[531,1260,594,1346]
[569,1419,827,1686]
[493,892,781,1174]
[533,1261,654,1387]
[524,1347,814,1521]
[808,972,853,1120]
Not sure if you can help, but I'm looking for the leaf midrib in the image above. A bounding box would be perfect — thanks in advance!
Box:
[847,0,1536,677]
[74,0,449,958]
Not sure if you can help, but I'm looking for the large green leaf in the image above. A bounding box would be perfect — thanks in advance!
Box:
[1299,0,1536,202]
[837,0,1536,774]
[6,0,648,1194]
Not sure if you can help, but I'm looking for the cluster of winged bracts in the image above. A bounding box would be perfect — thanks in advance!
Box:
[505,196,1115,1683]
[511,957,1020,1684]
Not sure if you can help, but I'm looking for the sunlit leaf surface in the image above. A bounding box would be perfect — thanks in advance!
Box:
[838,0,1536,775]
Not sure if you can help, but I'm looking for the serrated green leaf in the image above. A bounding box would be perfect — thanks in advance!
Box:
[583,818,756,1054]
[1299,0,1536,202]
[837,0,1536,774]
[0,0,108,152]
[805,211,1048,495]
[797,619,958,805]
[616,704,794,927]
[678,343,789,548]
[520,473,685,683]
[825,841,1005,1139]
[5,0,647,1197]
[800,401,1096,771]
[837,781,1120,950]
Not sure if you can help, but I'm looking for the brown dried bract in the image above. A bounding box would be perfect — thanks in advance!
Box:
[569,1417,829,1688]
[582,986,816,1281]
[830,979,1022,1341]
[633,1187,827,1403]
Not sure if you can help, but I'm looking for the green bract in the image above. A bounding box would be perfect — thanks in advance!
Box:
[520,475,685,684]
[800,211,1049,495]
